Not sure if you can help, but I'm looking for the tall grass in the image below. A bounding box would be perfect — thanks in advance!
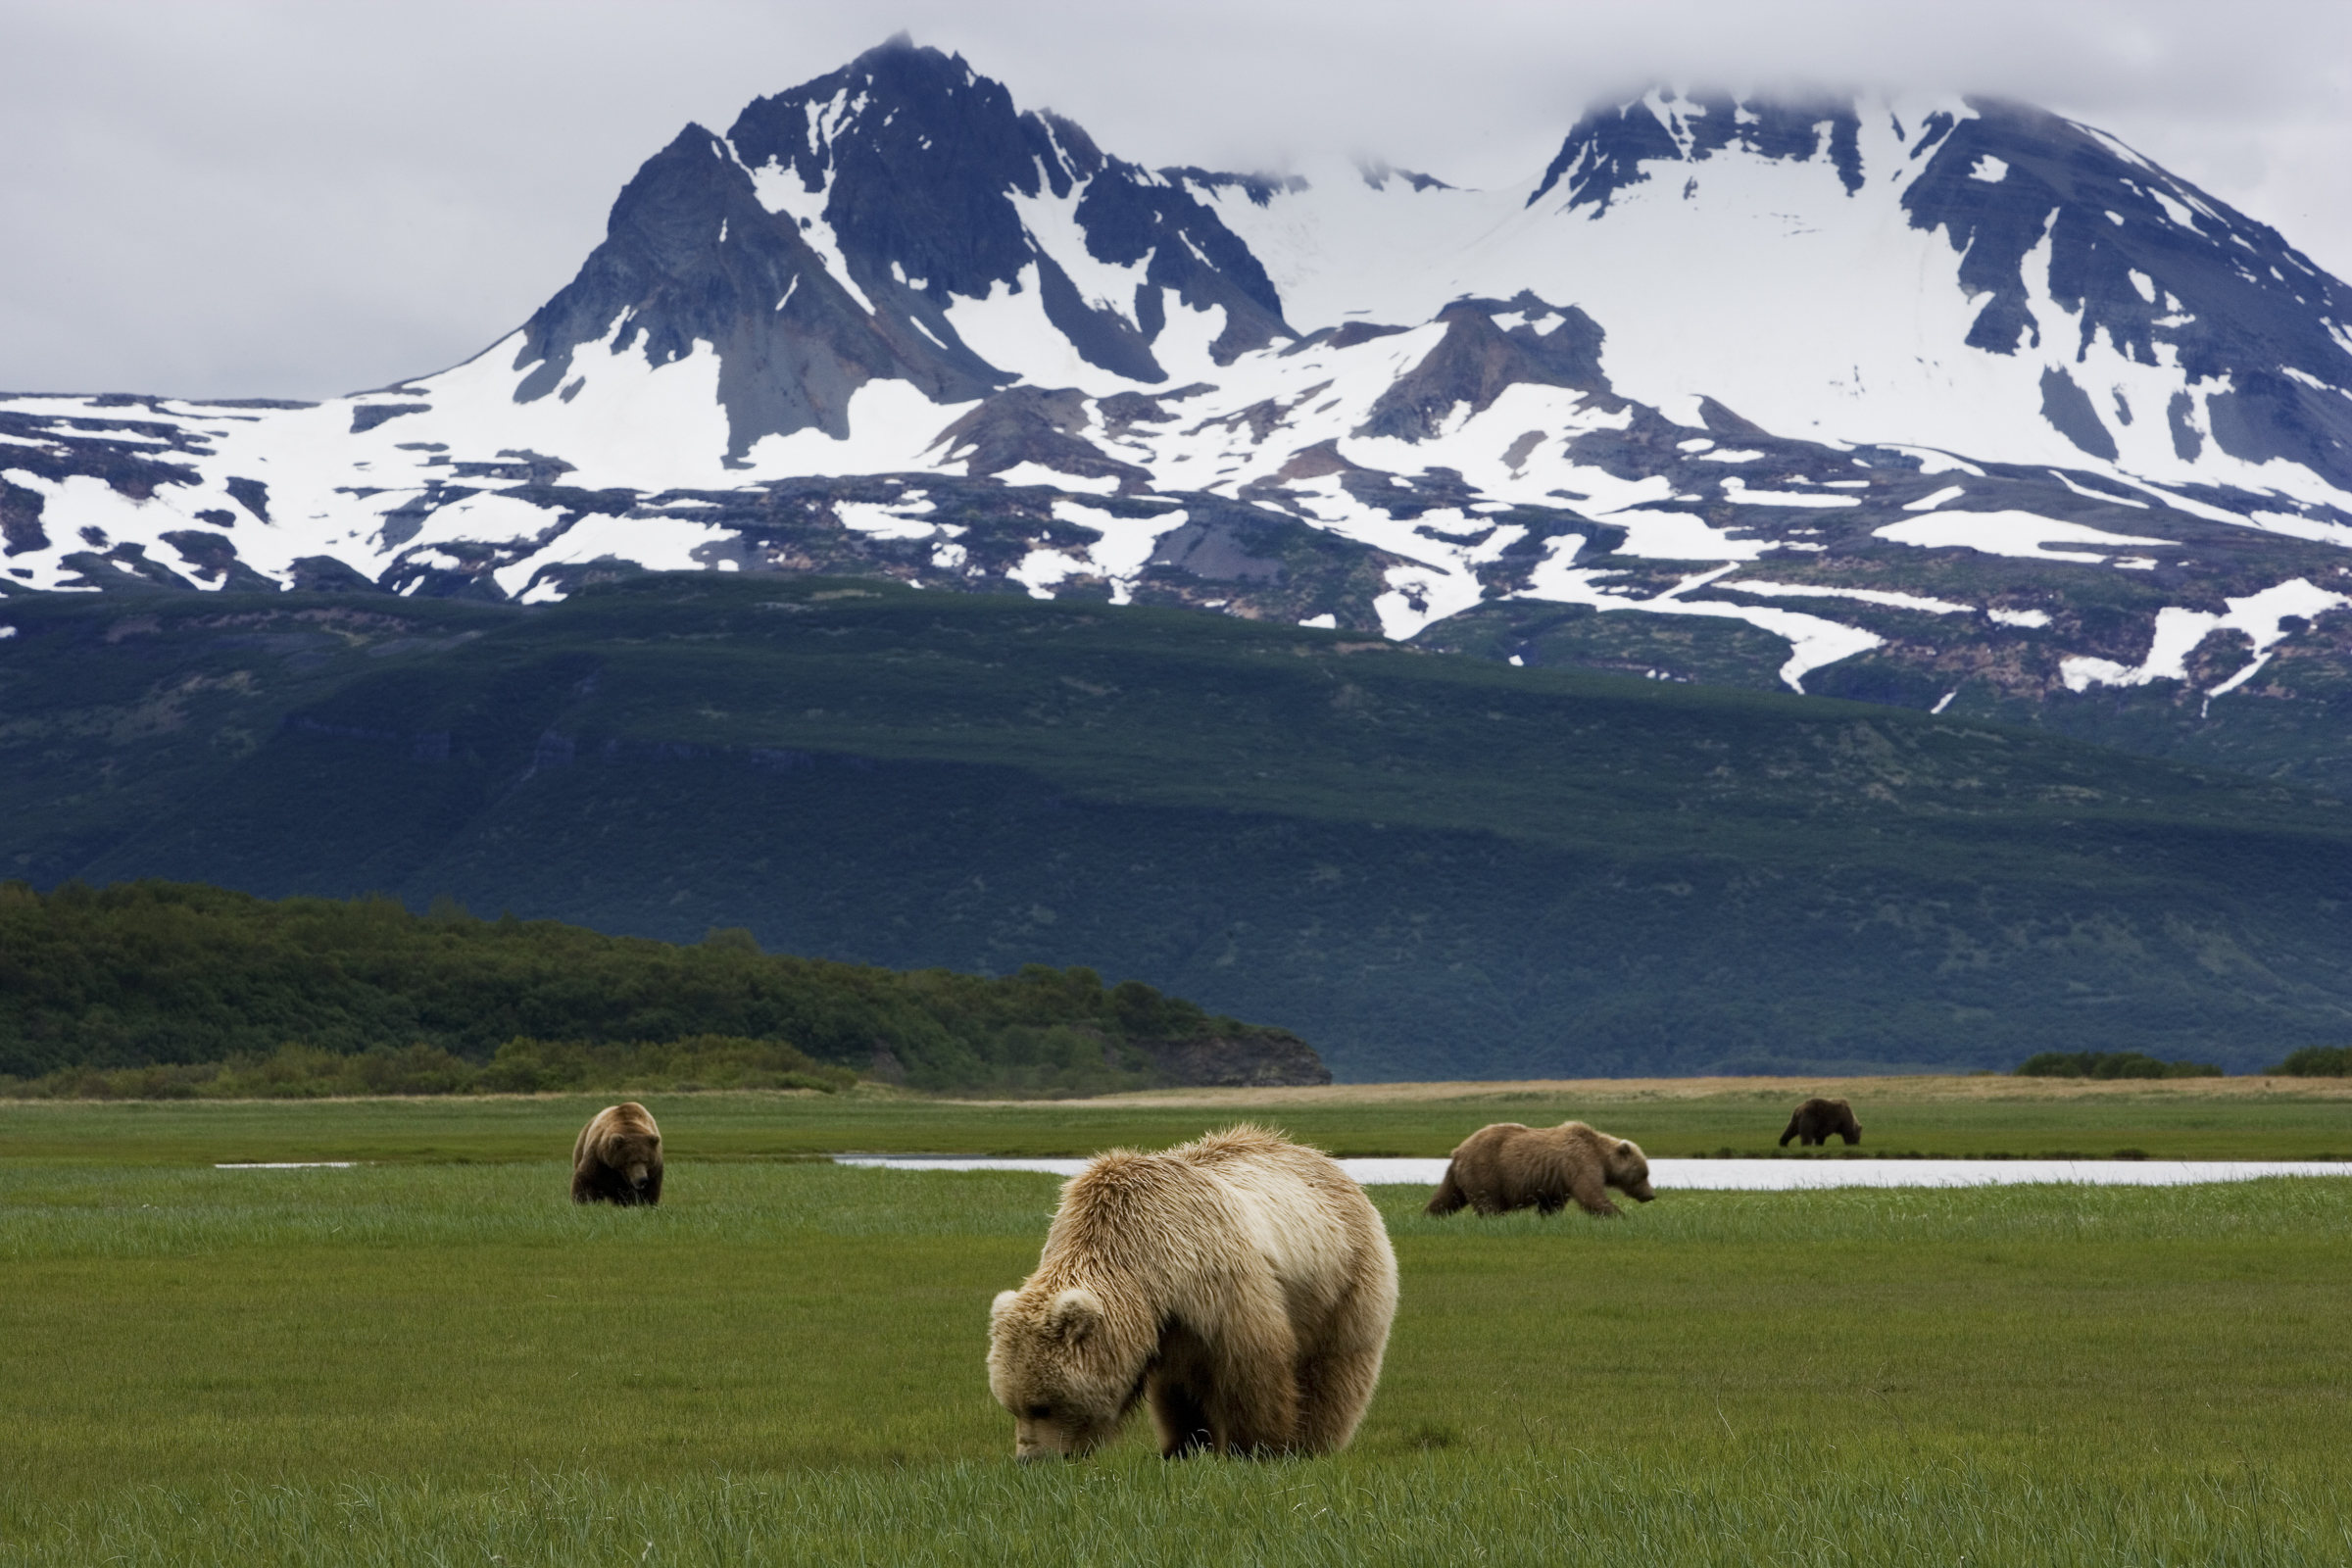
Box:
[8,1455,2347,1567]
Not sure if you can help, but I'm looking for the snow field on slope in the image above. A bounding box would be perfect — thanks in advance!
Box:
[1187,156,1521,332]
[1211,95,2351,513]
[415,328,737,492]
[743,156,876,316]
[0,395,405,591]
[1007,188,1149,329]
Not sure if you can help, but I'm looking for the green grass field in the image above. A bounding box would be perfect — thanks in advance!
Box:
[5,1078,2351,1165]
[4,1094,2351,1563]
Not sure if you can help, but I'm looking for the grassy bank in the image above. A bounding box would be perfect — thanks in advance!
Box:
[2,1157,2347,1564]
[4,1076,2350,1165]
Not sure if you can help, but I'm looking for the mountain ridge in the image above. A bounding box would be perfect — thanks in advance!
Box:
[3,39,2351,788]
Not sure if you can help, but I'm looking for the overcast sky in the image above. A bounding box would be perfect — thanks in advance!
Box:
[4,0,2347,401]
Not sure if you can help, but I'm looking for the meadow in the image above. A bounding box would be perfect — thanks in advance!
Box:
[6,1073,2351,1165]
[3,1087,2349,1565]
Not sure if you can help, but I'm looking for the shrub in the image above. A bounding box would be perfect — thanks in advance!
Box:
[2013,1051,2223,1080]
[2267,1045,2352,1077]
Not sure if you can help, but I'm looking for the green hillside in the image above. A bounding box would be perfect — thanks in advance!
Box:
[0,878,1307,1093]
[2,574,2348,1077]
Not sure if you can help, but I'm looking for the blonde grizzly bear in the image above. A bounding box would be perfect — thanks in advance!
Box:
[986,1125,1397,1461]
[1779,1097,1863,1147]
[570,1102,663,1205]
[1425,1120,1654,1217]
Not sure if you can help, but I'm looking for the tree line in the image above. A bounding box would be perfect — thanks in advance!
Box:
[0,879,1305,1096]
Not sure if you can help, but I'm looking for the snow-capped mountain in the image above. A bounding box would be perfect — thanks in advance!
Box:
[6,36,2351,767]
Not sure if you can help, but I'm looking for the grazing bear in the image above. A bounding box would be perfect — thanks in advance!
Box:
[1779,1097,1863,1148]
[986,1124,1397,1461]
[1425,1120,1655,1218]
[571,1102,664,1205]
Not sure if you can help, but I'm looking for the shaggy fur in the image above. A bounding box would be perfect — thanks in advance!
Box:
[1424,1120,1655,1218]
[986,1125,1398,1462]
[570,1102,664,1205]
[1779,1097,1863,1148]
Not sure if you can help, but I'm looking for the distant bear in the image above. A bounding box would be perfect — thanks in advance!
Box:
[1779,1098,1862,1148]
[571,1102,664,1205]
[1425,1120,1655,1218]
[987,1125,1397,1461]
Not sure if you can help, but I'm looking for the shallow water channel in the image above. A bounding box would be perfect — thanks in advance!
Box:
[833,1155,2348,1189]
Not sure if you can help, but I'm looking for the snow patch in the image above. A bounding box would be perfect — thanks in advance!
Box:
[1726,579,1973,614]
[993,463,1121,495]
[834,502,940,540]
[1876,511,2170,564]
[1720,476,1862,508]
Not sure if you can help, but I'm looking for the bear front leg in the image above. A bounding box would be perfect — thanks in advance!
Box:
[1778,1117,1800,1147]
[1568,1171,1623,1217]
[1203,1303,1301,1455]
[1148,1369,1215,1457]
[1148,1322,1219,1457]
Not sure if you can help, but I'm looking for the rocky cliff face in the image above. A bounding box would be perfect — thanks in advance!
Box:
[1144,1030,1334,1089]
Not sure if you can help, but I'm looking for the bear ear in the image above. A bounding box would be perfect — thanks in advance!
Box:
[1047,1287,1103,1345]
[989,1290,1019,1329]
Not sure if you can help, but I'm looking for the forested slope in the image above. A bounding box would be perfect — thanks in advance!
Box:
[2,576,2347,1076]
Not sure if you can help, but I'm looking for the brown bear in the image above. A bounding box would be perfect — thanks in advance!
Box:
[986,1124,1397,1462]
[571,1102,664,1205]
[1424,1120,1655,1217]
[1779,1097,1862,1148]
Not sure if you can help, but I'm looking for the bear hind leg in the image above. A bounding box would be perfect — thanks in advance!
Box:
[1425,1165,1467,1216]
[1291,1288,1391,1454]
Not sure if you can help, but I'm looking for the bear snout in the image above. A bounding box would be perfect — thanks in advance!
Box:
[1013,1422,1082,1462]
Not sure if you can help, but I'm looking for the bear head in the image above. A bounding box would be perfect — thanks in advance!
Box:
[986,1285,1133,1461]
[1605,1136,1656,1203]
[600,1123,662,1197]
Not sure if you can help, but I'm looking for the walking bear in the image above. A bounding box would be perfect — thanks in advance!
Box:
[1779,1098,1863,1147]
[571,1102,664,1205]
[1425,1120,1655,1218]
[986,1125,1397,1461]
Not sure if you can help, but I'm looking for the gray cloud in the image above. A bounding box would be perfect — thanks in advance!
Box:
[3,0,2346,399]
